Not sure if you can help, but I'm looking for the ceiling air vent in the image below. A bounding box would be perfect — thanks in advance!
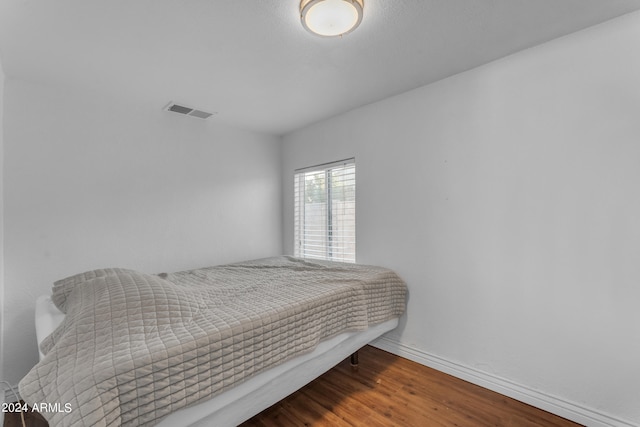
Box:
[164,102,216,119]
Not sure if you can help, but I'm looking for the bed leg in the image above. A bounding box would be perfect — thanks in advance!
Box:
[350,351,359,369]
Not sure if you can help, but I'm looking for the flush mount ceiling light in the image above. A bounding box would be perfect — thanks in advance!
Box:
[300,0,364,37]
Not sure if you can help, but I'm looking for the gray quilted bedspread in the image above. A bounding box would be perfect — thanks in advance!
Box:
[18,256,406,426]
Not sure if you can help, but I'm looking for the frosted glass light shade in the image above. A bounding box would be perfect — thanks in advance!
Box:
[300,0,364,37]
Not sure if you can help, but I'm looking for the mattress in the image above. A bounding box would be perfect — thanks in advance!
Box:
[23,256,407,426]
[35,296,398,426]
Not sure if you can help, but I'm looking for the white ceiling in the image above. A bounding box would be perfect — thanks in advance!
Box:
[1,0,640,135]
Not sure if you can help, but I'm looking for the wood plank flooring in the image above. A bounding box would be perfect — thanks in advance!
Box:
[240,345,583,427]
[4,345,583,427]
[3,403,48,427]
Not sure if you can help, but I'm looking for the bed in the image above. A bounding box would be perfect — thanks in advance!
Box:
[20,256,407,426]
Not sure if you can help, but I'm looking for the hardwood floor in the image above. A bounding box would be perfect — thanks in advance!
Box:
[4,346,583,427]
[2,403,47,427]
[240,346,583,427]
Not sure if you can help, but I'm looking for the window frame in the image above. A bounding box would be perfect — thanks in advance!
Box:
[294,158,356,263]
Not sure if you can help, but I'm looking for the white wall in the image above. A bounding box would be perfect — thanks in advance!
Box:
[0,50,6,412]
[2,79,283,386]
[283,11,640,427]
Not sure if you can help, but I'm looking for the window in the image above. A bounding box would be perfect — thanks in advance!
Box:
[294,158,356,263]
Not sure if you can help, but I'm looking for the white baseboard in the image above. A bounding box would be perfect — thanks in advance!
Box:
[371,336,638,427]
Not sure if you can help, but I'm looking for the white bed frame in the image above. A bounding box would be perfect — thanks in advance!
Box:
[35,295,398,427]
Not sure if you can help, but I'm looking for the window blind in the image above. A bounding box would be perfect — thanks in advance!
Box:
[294,158,356,263]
